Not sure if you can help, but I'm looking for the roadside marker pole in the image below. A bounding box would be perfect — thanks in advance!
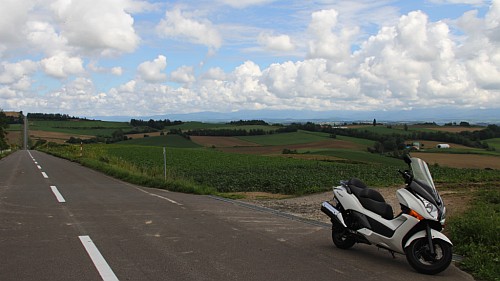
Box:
[163,147,167,181]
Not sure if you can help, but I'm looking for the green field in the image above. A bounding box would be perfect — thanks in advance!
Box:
[485,138,500,150]
[307,149,403,165]
[30,120,132,137]
[42,143,500,195]
[118,135,201,148]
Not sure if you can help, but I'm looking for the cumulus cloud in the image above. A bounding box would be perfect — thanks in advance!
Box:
[219,0,276,9]
[40,53,84,78]
[307,9,358,61]
[111,67,123,76]
[0,60,38,84]
[170,66,195,84]
[156,8,222,51]
[50,0,140,55]
[0,0,34,50]
[137,55,167,83]
[258,33,294,52]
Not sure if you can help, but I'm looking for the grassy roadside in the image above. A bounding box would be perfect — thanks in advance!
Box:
[448,186,500,281]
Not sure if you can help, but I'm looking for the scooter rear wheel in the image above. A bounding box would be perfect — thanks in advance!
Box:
[332,222,355,249]
[405,238,452,275]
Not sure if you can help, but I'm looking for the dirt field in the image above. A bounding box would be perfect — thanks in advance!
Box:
[412,152,500,170]
[218,139,364,155]
[424,126,483,133]
[408,140,472,150]
[6,131,22,147]
[29,130,92,144]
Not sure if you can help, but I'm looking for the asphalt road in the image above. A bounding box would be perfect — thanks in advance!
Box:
[0,150,474,281]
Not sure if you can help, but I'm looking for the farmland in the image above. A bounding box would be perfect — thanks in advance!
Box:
[24,118,500,195]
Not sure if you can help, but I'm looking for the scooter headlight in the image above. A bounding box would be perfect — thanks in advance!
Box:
[422,198,438,220]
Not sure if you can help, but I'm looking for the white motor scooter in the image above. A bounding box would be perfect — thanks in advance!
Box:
[321,155,452,274]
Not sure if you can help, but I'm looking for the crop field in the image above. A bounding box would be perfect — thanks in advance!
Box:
[218,138,364,155]
[30,130,93,144]
[43,143,500,196]
[486,138,500,150]
[30,120,132,136]
[191,136,260,147]
[118,135,201,148]
[237,131,331,145]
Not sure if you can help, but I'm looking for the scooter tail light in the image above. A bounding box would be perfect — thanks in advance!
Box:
[409,209,424,221]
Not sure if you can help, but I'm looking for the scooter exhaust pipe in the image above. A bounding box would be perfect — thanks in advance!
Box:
[321,201,346,227]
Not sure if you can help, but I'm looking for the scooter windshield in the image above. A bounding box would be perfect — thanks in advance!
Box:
[410,157,441,205]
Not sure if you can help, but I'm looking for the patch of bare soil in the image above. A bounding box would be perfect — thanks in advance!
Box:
[219,139,364,155]
[424,126,483,133]
[29,130,92,144]
[412,152,500,170]
[238,185,474,225]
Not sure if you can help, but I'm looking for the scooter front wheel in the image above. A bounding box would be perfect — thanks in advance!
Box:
[332,222,355,249]
[405,238,452,275]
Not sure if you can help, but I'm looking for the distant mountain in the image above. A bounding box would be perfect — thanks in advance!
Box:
[93,107,500,124]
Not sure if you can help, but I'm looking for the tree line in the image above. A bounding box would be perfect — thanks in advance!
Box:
[27,113,80,121]
[129,119,183,130]
[0,111,8,150]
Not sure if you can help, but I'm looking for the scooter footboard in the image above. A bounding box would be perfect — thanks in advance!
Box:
[321,201,346,227]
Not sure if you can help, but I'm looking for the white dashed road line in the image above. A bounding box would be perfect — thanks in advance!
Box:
[79,236,119,281]
[41,172,49,178]
[50,186,66,203]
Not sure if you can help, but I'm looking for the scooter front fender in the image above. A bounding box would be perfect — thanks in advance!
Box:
[404,229,452,248]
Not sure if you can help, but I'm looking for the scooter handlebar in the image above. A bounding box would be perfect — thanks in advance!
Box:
[398,169,413,184]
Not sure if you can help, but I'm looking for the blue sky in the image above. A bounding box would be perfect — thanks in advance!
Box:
[0,0,498,118]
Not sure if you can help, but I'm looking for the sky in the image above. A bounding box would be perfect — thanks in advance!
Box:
[0,0,499,119]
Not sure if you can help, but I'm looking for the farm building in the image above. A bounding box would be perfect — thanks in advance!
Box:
[436,144,450,149]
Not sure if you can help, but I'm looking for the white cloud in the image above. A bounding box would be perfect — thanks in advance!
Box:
[137,55,167,83]
[40,53,84,78]
[0,0,34,48]
[219,0,276,9]
[111,67,123,76]
[0,60,38,84]
[119,80,136,92]
[307,9,359,61]
[50,0,140,55]
[258,33,294,52]
[156,8,222,50]
[26,21,69,56]
[170,66,195,84]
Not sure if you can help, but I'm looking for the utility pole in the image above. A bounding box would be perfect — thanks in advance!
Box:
[24,115,28,150]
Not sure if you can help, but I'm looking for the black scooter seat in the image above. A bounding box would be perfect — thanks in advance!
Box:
[347,178,394,220]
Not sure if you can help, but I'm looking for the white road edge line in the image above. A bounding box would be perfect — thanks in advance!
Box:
[78,235,119,281]
[149,193,183,206]
[50,186,66,203]
[41,172,48,178]
[134,187,182,206]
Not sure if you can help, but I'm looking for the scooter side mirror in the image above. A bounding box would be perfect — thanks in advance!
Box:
[403,154,412,165]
